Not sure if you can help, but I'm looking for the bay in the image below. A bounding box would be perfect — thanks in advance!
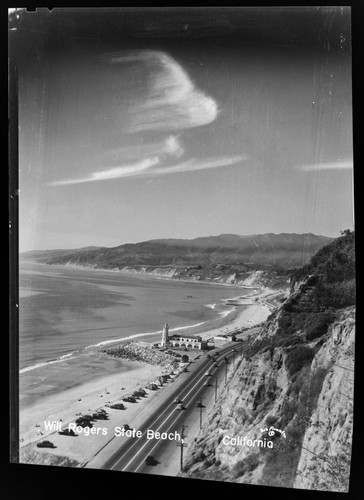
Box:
[18,262,252,371]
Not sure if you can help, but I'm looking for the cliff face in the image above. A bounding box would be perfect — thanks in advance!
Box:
[119,265,290,289]
[293,308,354,491]
[182,307,354,491]
[181,232,355,492]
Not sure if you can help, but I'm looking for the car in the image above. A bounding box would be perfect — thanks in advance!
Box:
[206,354,211,358]
[213,363,219,368]
[122,396,137,403]
[146,383,158,391]
[182,367,188,373]
[145,455,157,466]
[92,412,108,420]
[58,428,77,436]
[135,389,147,397]
[122,424,131,431]
[176,403,184,410]
[37,440,56,448]
[79,414,94,421]
[75,418,93,428]
[109,403,125,410]
[173,397,183,404]
[204,371,211,376]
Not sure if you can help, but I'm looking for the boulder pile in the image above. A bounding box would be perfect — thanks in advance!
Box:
[101,341,179,369]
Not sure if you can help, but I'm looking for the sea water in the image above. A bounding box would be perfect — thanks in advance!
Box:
[18,262,252,372]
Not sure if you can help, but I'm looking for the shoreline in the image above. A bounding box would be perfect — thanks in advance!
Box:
[19,286,279,406]
[19,262,261,374]
[20,259,261,289]
[18,285,283,465]
[19,286,280,404]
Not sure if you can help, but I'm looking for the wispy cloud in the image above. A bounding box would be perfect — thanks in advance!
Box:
[107,50,218,133]
[153,155,247,176]
[106,135,184,162]
[48,157,159,186]
[298,160,353,171]
[49,155,246,186]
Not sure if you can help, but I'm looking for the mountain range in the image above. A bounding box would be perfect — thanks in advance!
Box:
[20,233,333,270]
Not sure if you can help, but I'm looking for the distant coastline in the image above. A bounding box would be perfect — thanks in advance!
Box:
[20,259,260,289]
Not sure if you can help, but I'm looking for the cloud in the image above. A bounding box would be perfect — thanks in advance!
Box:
[48,157,159,186]
[298,160,353,172]
[49,155,246,186]
[107,50,218,132]
[164,135,184,157]
[153,155,247,175]
[106,135,184,162]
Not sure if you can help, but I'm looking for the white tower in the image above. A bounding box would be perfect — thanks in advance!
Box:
[161,322,169,347]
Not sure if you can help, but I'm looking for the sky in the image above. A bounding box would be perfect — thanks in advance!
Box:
[13,7,354,252]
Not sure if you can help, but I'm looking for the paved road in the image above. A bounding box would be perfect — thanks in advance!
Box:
[102,341,248,473]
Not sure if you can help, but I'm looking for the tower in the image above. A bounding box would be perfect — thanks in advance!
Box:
[161,322,169,347]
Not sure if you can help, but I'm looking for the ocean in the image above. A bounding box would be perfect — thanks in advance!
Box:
[18,263,252,372]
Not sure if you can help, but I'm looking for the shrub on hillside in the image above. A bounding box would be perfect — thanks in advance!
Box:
[285,345,315,377]
[289,231,355,314]
[277,310,335,343]
[265,415,278,427]
[305,312,334,341]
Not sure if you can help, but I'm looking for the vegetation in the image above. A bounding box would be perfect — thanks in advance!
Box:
[233,455,260,479]
[249,231,355,359]
[182,232,354,488]
[277,310,334,339]
[285,346,315,377]
[293,229,355,309]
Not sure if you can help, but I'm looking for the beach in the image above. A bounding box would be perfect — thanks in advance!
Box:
[18,262,285,465]
[18,283,282,466]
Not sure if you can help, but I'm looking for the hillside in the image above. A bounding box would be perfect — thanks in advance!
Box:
[20,233,333,271]
[180,230,355,491]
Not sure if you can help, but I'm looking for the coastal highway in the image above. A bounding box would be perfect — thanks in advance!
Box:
[101,340,248,473]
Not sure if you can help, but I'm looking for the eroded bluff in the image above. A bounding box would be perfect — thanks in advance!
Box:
[181,306,354,492]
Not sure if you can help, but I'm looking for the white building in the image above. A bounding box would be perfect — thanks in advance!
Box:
[214,335,229,342]
[168,334,207,350]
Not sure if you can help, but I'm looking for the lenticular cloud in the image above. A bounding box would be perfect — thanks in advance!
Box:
[109,50,218,132]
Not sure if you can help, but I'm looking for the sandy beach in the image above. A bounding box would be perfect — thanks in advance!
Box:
[18,285,282,466]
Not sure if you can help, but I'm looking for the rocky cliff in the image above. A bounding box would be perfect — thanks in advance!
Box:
[181,307,354,491]
[181,231,355,492]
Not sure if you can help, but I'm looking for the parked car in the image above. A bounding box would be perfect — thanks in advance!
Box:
[80,414,94,421]
[109,403,125,410]
[146,383,158,391]
[37,440,56,448]
[75,418,93,428]
[92,412,108,420]
[58,428,77,436]
[122,396,137,403]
